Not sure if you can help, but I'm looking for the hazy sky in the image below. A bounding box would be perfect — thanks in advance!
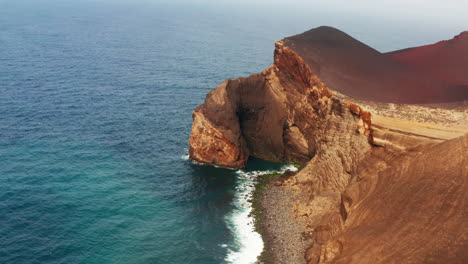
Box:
[154,0,468,25]
[146,0,467,50]
[3,0,466,51]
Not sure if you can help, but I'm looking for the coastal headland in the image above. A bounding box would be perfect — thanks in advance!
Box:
[189,26,468,264]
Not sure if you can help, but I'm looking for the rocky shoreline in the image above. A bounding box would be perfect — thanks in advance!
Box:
[189,27,468,264]
[252,170,309,264]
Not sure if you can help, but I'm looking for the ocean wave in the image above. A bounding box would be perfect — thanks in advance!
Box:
[225,164,298,264]
[183,150,236,170]
[180,149,190,160]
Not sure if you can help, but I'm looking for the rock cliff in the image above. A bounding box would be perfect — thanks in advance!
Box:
[189,27,468,264]
[305,134,468,264]
[189,41,372,169]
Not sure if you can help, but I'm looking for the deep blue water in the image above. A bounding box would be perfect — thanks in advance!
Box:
[0,1,465,264]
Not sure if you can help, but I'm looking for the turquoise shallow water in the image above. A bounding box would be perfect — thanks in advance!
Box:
[0,2,286,263]
[0,1,464,263]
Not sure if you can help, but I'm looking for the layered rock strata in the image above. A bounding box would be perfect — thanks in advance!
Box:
[304,134,467,264]
[189,27,468,264]
[189,41,372,169]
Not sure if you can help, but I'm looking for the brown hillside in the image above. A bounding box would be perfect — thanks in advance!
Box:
[283,26,467,103]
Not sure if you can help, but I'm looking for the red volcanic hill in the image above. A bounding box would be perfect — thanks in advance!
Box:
[283,26,468,103]
[387,31,468,92]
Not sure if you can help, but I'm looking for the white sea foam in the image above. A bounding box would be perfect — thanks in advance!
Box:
[225,164,298,264]
[180,148,190,160]
[181,149,237,169]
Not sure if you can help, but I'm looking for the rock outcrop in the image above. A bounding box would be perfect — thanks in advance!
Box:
[305,134,468,264]
[189,41,372,168]
[189,26,468,264]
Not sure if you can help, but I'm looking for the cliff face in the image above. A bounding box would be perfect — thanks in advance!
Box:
[189,41,372,168]
[306,134,468,264]
[189,27,468,264]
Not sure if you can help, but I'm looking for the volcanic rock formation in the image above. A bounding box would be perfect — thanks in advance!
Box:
[189,41,372,169]
[305,134,468,264]
[388,31,468,89]
[189,26,468,264]
[283,26,468,103]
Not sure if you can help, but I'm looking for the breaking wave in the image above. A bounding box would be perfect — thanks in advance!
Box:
[225,164,298,264]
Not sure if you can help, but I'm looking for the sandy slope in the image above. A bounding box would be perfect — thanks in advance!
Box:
[283,26,468,103]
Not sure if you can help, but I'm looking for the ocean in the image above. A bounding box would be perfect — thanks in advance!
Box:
[0,1,464,263]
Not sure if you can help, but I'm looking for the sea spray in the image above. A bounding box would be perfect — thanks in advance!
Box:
[225,164,298,264]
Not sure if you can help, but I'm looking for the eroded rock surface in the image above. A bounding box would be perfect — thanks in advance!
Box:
[305,134,468,264]
[189,41,372,168]
[189,26,468,264]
